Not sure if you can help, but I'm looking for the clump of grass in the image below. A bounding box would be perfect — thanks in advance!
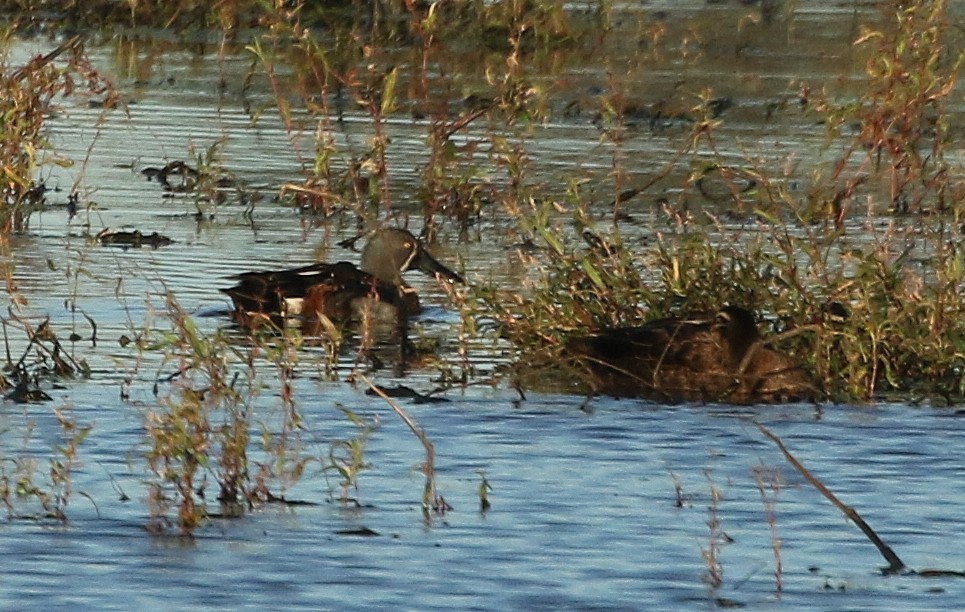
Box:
[805,0,962,216]
[143,294,314,534]
[141,293,442,532]
[244,0,566,239]
[474,197,965,402]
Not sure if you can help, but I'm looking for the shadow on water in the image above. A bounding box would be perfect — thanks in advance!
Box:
[1,1,965,609]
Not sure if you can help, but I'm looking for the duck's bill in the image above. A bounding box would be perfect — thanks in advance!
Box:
[415,249,464,284]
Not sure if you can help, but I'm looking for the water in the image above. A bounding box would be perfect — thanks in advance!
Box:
[2,2,965,609]
[5,397,965,610]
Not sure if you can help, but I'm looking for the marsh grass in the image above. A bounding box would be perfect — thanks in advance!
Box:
[475,198,965,402]
[142,294,307,534]
[139,292,451,533]
[324,405,375,505]
[809,0,962,215]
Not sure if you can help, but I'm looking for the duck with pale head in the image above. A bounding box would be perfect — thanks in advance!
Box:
[221,228,463,332]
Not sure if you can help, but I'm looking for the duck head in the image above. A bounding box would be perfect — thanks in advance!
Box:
[715,305,762,364]
[360,228,464,286]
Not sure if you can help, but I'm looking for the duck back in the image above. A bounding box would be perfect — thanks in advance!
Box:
[566,308,819,404]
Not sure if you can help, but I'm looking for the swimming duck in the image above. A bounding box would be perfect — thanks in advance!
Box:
[566,306,819,404]
[221,228,463,331]
[141,161,199,192]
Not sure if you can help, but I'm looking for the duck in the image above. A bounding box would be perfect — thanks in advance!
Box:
[221,227,463,331]
[141,160,199,192]
[566,305,819,404]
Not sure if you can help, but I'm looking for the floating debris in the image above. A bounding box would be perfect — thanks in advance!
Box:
[4,379,53,404]
[335,527,380,537]
[364,384,450,404]
[95,228,173,249]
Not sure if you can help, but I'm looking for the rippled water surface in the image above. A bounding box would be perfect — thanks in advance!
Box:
[2,2,965,610]
[6,398,965,610]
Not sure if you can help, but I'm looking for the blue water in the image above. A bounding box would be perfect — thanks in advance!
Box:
[4,389,965,610]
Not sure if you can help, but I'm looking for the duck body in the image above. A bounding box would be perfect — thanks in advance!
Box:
[221,261,407,328]
[221,228,462,331]
[566,306,818,404]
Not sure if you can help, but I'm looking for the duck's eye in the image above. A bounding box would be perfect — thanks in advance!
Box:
[404,242,413,249]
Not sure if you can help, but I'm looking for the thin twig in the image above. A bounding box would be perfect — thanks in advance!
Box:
[755,422,906,573]
[10,36,83,81]
[360,374,442,514]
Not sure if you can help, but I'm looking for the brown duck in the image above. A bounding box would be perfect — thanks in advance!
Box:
[221,228,463,331]
[566,306,819,404]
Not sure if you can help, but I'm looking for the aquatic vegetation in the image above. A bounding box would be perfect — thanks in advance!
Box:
[757,423,909,575]
[477,471,492,513]
[364,376,448,517]
[228,0,961,404]
[0,34,115,233]
[137,291,452,533]
[143,296,250,534]
[324,406,375,505]
[806,0,963,216]
[752,465,785,594]
[0,403,91,523]
[701,473,725,593]
[141,294,337,533]
[475,200,965,402]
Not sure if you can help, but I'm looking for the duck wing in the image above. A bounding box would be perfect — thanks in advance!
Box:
[221,262,361,316]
